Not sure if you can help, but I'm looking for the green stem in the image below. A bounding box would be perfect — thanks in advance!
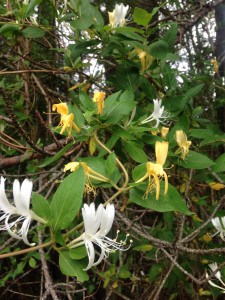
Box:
[93,131,129,189]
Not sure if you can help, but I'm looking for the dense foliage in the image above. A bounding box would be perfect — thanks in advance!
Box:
[0,0,225,299]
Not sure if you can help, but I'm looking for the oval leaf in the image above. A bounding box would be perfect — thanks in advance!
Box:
[50,167,85,231]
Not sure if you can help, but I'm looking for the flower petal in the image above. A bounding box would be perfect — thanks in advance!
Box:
[84,240,95,271]
[99,204,115,236]
[21,217,35,246]
[0,177,17,215]
[14,179,32,216]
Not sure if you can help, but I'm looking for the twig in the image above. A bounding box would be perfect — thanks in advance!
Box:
[38,230,59,300]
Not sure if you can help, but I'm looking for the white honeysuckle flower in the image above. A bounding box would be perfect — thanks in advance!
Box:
[108,4,129,28]
[211,217,225,240]
[30,15,38,25]
[68,202,131,271]
[209,263,222,281]
[141,99,170,128]
[206,263,225,293]
[0,177,46,246]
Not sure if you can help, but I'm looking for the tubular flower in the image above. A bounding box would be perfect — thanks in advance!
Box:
[67,203,131,270]
[211,217,225,241]
[108,4,129,28]
[141,99,170,128]
[175,130,191,160]
[161,126,169,139]
[52,103,80,136]
[206,262,225,293]
[136,48,154,73]
[136,142,169,200]
[0,177,46,246]
[64,162,109,194]
[92,91,106,115]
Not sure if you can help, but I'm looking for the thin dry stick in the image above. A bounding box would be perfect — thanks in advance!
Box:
[181,194,225,243]
[38,230,59,300]
[151,260,175,300]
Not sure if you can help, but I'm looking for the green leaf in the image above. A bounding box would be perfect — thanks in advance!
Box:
[124,141,147,163]
[37,142,73,168]
[59,250,88,281]
[211,153,225,173]
[133,7,152,26]
[115,28,145,42]
[103,90,136,124]
[29,257,36,268]
[69,246,87,260]
[50,167,85,231]
[71,2,104,29]
[24,0,43,17]
[149,40,169,60]
[79,91,95,111]
[129,184,192,215]
[148,264,164,283]
[22,27,45,38]
[164,84,204,115]
[0,24,19,36]
[183,84,204,101]
[177,151,215,169]
[118,265,131,279]
[32,193,51,221]
[133,244,153,251]
[163,23,178,49]
[111,63,140,90]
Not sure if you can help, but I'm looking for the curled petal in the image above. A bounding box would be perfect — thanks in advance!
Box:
[84,239,95,271]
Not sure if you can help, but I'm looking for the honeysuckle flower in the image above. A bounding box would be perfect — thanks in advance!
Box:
[30,15,38,25]
[141,99,170,128]
[136,141,169,200]
[175,130,191,160]
[64,161,109,194]
[211,217,225,241]
[211,58,219,73]
[206,262,225,293]
[161,126,169,138]
[0,177,46,246]
[67,203,131,270]
[136,48,154,73]
[52,103,80,136]
[108,4,129,28]
[92,91,106,115]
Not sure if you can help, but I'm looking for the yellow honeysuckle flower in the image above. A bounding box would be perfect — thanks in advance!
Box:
[211,58,219,73]
[136,48,154,72]
[136,141,169,200]
[64,161,108,194]
[64,161,80,172]
[161,126,169,138]
[209,182,225,190]
[175,130,191,160]
[52,103,69,115]
[93,91,106,115]
[52,103,80,136]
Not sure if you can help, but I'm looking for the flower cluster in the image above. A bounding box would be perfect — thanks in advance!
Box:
[0,177,46,246]
[67,202,131,270]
